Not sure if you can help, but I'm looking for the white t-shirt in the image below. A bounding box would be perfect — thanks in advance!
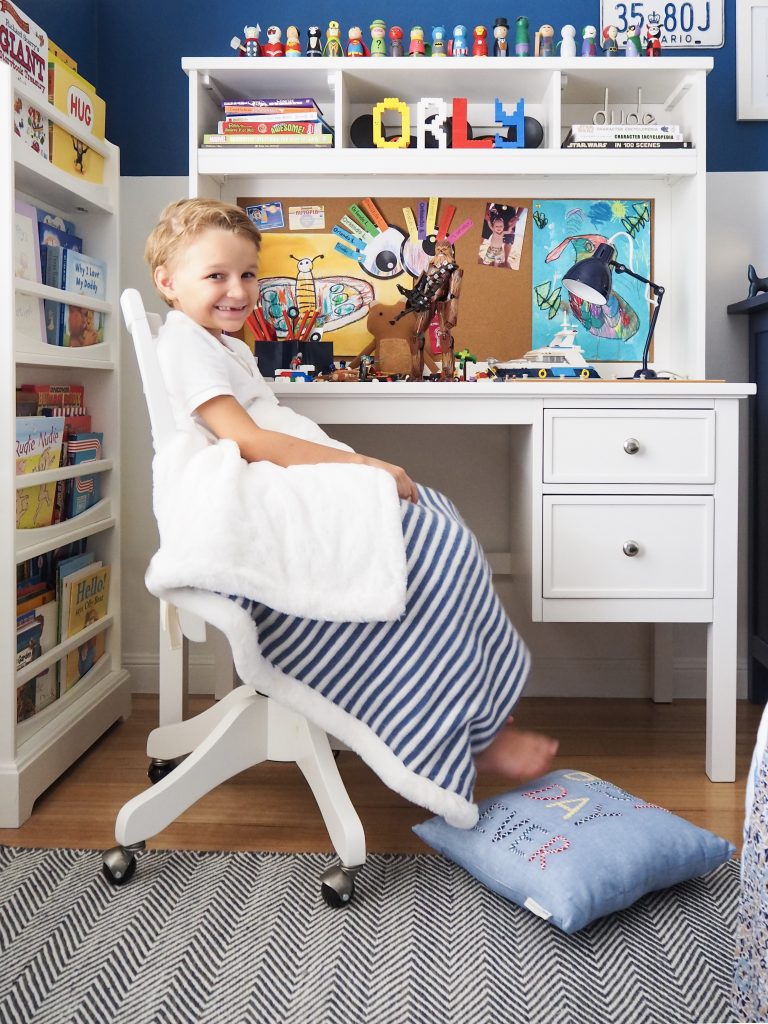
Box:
[156,310,346,449]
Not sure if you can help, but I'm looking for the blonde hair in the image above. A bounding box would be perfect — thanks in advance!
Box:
[145,198,262,306]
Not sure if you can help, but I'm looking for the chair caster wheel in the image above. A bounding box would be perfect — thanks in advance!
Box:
[319,862,360,907]
[102,845,138,886]
[147,758,176,784]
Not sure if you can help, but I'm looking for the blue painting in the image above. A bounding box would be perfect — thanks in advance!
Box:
[530,199,652,362]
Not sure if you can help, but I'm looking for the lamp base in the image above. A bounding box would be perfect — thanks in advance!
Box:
[633,366,658,379]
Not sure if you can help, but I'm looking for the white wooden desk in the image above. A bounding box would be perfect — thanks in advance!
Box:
[272,379,755,783]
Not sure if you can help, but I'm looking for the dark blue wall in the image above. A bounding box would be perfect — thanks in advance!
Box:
[22,0,768,173]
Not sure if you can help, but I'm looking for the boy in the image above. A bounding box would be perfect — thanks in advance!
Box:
[144,198,556,820]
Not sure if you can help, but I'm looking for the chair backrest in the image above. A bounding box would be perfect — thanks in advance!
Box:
[120,288,177,452]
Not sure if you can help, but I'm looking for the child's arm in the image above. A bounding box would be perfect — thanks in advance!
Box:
[197,394,419,503]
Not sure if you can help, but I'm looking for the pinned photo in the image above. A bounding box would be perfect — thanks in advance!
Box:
[289,205,326,230]
[245,202,285,231]
[477,202,528,270]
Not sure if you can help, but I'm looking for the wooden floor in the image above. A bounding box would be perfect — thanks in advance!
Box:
[0,695,762,855]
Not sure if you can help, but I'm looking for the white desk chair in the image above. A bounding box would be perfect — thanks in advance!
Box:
[102,289,366,906]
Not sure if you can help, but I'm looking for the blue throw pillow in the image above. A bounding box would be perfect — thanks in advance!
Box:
[413,768,735,933]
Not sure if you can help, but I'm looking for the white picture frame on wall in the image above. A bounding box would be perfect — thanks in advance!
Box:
[737,0,768,119]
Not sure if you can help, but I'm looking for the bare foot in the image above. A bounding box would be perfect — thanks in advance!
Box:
[475,727,559,782]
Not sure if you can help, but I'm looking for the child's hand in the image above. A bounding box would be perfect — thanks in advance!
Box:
[360,456,419,503]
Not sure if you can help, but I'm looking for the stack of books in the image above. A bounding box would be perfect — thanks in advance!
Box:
[202,97,333,148]
[562,124,692,150]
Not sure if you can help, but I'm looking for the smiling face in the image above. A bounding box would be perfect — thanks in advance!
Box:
[154,227,260,338]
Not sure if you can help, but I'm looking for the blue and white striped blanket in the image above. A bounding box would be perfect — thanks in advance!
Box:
[234,486,531,827]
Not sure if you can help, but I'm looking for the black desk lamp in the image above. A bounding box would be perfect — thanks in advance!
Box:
[562,242,664,379]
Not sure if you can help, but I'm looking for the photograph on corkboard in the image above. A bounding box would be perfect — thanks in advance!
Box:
[531,198,652,363]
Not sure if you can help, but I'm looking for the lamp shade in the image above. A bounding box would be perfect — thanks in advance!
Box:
[562,242,615,305]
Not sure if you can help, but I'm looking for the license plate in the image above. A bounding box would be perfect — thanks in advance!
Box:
[600,0,724,47]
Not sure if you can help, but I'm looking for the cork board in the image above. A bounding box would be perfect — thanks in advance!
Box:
[238,195,533,361]
[238,195,654,364]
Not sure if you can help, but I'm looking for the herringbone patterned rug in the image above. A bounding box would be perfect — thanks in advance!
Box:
[0,847,738,1024]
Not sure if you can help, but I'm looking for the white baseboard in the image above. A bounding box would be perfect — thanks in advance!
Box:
[124,652,748,699]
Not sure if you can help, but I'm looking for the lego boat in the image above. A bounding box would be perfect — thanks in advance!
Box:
[494,316,600,380]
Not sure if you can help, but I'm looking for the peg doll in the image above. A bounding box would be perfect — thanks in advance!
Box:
[472,25,488,56]
[285,26,301,56]
[535,23,555,56]
[389,25,405,56]
[581,25,597,56]
[514,16,530,56]
[558,25,577,57]
[409,26,426,55]
[306,25,323,56]
[230,24,261,57]
[370,19,387,55]
[602,24,619,55]
[493,17,509,56]
[347,26,369,56]
[645,20,662,55]
[323,20,343,56]
[625,23,644,55]
[431,25,447,55]
[451,25,469,55]
[263,26,285,57]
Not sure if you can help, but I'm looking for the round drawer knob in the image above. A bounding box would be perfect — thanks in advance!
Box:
[623,540,640,557]
[623,438,640,455]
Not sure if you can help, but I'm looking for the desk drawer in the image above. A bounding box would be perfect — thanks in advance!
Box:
[543,496,714,598]
[543,410,715,484]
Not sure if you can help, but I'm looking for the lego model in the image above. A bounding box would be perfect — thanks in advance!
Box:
[492,311,600,379]
[391,239,463,380]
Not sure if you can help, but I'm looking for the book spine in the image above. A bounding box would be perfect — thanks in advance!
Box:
[222,110,319,122]
[567,123,681,135]
[222,97,317,109]
[218,120,322,135]
[563,140,693,149]
[202,133,332,146]
[42,244,63,346]
[566,133,684,143]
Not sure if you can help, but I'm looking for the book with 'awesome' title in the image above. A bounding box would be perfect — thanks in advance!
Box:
[203,133,333,146]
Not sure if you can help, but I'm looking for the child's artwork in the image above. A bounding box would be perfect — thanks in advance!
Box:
[531,199,652,362]
[477,201,528,271]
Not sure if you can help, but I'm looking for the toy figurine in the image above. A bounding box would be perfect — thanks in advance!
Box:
[535,24,555,56]
[323,20,343,56]
[263,26,285,57]
[431,26,447,55]
[392,238,463,380]
[514,16,530,56]
[389,25,405,56]
[602,24,619,55]
[358,353,375,380]
[409,26,426,55]
[581,25,597,55]
[347,26,369,56]
[748,264,768,298]
[493,17,509,56]
[285,26,301,56]
[230,24,261,57]
[557,25,577,57]
[452,25,469,55]
[624,23,643,55]
[306,25,323,56]
[645,19,662,56]
[472,26,488,56]
[455,348,477,380]
[370,19,387,55]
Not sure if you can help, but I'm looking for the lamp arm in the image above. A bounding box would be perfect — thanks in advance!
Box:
[611,261,665,377]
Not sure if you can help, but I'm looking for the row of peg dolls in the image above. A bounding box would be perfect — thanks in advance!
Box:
[232,20,662,58]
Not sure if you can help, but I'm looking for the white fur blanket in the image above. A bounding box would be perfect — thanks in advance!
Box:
[144,432,407,622]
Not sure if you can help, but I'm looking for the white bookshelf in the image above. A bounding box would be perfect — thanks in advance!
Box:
[183,55,711,380]
[1,63,130,827]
